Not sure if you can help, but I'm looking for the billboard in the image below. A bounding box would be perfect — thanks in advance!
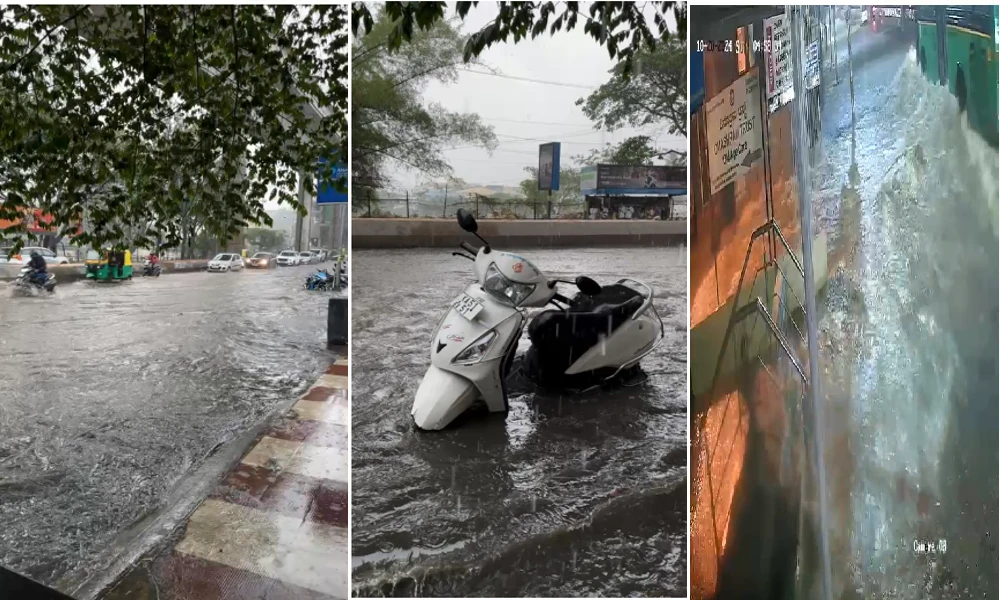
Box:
[705,70,764,195]
[595,164,685,193]
[538,142,561,191]
[317,160,348,204]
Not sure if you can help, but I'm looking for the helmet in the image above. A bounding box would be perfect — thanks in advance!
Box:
[29,251,40,258]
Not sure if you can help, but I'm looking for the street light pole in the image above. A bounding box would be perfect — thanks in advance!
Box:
[789,7,833,600]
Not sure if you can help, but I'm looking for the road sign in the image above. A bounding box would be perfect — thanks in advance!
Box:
[317,161,348,204]
[706,70,763,195]
[806,41,820,90]
[764,11,794,113]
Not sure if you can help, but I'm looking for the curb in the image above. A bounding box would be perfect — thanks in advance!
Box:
[103,358,349,600]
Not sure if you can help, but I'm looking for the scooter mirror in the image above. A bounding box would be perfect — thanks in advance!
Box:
[456,208,478,233]
[576,276,602,296]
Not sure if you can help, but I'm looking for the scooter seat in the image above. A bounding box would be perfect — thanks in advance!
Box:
[527,284,644,358]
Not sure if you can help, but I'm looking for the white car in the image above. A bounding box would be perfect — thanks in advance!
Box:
[276,250,300,266]
[0,246,70,266]
[208,253,244,272]
[299,251,317,265]
[310,248,328,262]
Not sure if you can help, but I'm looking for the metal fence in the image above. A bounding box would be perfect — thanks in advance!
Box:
[354,194,687,221]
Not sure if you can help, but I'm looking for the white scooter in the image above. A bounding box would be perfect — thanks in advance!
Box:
[411,209,664,431]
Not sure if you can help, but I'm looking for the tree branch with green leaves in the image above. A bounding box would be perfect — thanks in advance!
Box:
[352,5,496,196]
[352,1,686,77]
[0,5,348,253]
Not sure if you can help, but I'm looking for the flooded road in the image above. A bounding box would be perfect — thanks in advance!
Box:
[351,247,687,597]
[0,264,339,588]
[812,30,999,599]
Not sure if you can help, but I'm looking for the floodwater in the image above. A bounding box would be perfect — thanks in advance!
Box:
[0,264,339,589]
[351,246,688,597]
[812,30,998,599]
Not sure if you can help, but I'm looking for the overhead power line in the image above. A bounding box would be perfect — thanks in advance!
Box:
[458,68,598,90]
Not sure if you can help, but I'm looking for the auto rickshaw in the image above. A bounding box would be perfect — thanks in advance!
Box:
[85,249,133,281]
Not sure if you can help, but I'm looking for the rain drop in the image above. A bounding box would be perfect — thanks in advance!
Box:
[451,465,456,489]
[531,496,537,512]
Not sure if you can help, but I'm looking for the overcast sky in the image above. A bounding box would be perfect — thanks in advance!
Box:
[388,3,686,192]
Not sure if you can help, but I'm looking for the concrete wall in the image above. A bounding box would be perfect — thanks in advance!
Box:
[352,218,687,248]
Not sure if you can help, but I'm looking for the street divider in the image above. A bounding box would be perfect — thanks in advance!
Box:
[352,217,687,248]
[0,260,211,281]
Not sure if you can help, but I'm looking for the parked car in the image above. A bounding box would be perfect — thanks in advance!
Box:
[0,246,70,266]
[276,250,300,266]
[310,248,328,262]
[299,251,317,265]
[207,253,244,272]
[247,252,277,269]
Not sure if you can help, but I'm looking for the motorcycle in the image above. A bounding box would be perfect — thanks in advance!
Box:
[304,270,335,291]
[410,209,664,431]
[12,267,57,295]
[142,259,162,277]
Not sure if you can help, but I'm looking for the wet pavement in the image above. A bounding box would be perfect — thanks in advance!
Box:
[811,29,999,599]
[0,264,341,593]
[351,246,688,597]
[102,360,349,600]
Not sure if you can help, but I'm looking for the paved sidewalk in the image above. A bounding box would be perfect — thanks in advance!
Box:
[103,359,349,600]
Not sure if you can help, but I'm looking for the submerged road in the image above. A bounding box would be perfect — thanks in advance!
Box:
[814,29,998,598]
[351,246,688,597]
[0,264,340,590]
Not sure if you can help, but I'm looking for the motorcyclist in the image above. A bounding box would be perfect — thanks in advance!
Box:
[26,251,48,286]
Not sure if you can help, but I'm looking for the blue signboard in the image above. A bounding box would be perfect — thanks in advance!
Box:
[690,50,705,114]
[317,161,348,204]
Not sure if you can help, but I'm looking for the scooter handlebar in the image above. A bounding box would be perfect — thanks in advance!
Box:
[552,292,573,307]
[459,242,478,255]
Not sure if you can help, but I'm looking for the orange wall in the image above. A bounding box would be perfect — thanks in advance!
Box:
[690,47,802,327]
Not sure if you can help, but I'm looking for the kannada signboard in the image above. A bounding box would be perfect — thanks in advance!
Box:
[705,70,763,195]
[805,41,820,90]
[764,11,794,113]
[595,164,685,193]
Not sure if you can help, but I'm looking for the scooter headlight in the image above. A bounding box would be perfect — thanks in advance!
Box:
[453,330,498,365]
[483,263,534,306]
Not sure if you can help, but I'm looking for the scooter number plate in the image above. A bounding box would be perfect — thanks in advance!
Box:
[452,293,484,321]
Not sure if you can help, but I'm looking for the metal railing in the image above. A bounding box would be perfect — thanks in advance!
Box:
[353,194,686,221]
[696,218,830,598]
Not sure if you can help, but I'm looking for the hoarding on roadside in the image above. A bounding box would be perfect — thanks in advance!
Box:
[538,142,561,191]
[705,70,764,195]
[595,164,685,194]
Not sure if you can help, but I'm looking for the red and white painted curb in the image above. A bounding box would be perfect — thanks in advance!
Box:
[116,359,349,599]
